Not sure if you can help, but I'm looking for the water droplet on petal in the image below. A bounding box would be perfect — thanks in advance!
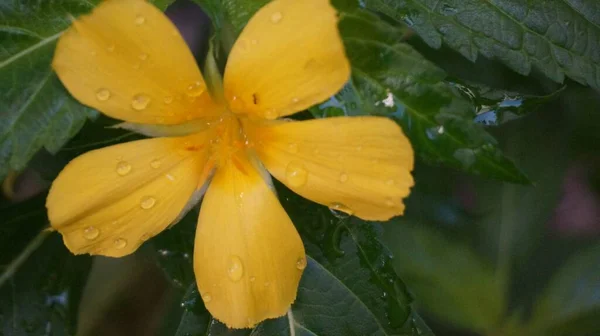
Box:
[265,109,278,120]
[385,198,395,207]
[227,255,244,282]
[135,15,145,25]
[83,226,99,240]
[166,174,175,181]
[138,53,148,61]
[140,196,156,209]
[116,161,132,176]
[386,179,395,186]
[288,143,298,153]
[285,161,308,187]
[113,238,127,249]
[90,50,97,56]
[164,96,174,104]
[107,44,115,52]
[140,233,151,241]
[264,281,271,287]
[251,39,258,45]
[96,88,111,101]
[186,81,204,97]
[339,173,349,183]
[270,11,283,23]
[131,94,151,110]
[329,202,354,216]
[150,159,161,169]
[296,256,307,270]
[356,145,363,151]
[249,276,256,282]
[201,292,212,303]
[291,97,299,103]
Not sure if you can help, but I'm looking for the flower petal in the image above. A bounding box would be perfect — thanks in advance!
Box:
[46,134,212,257]
[223,0,350,120]
[53,0,222,125]
[247,117,414,220]
[194,153,305,328]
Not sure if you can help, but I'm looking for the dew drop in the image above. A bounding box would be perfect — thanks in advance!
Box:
[227,255,244,282]
[249,276,256,282]
[163,96,174,104]
[270,11,282,23]
[131,94,151,110]
[265,109,278,120]
[132,63,141,70]
[150,159,161,169]
[328,202,354,216]
[291,97,299,103]
[186,81,205,97]
[116,161,132,176]
[385,198,395,207]
[296,256,307,270]
[96,88,111,101]
[135,15,146,25]
[386,179,395,186]
[201,292,212,303]
[285,161,308,187]
[166,174,175,181]
[356,145,363,151]
[90,50,97,56]
[140,233,151,241]
[138,53,148,61]
[264,281,271,287]
[339,173,349,183]
[83,226,99,240]
[107,44,115,52]
[287,143,298,154]
[140,196,156,209]
[113,238,127,249]
[251,39,258,45]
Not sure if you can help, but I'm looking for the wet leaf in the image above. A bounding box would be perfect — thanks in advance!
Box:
[0,0,174,180]
[366,0,600,90]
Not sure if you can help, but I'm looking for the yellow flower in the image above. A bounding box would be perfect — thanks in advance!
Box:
[46,0,414,329]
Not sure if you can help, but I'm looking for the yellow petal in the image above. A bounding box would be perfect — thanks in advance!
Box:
[246,117,414,220]
[53,0,223,125]
[194,152,305,328]
[223,0,350,120]
[46,134,212,257]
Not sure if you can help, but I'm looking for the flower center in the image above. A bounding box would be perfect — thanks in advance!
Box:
[207,113,250,168]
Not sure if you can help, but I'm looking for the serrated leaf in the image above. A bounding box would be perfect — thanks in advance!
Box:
[337,11,530,184]
[366,0,600,90]
[0,0,174,180]
[527,245,600,336]
[384,222,504,333]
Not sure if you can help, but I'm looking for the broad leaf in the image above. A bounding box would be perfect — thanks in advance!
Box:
[384,222,504,333]
[0,194,92,336]
[0,0,174,180]
[527,245,600,336]
[366,0,600,90]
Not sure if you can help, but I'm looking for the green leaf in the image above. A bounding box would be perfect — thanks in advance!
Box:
[0,194,92,336]
[366,0,600,90]
[0,0,174,180]
[527,245,600,336]
[336,11,530,184]
[384,222,504,333]
[154,182,433,335]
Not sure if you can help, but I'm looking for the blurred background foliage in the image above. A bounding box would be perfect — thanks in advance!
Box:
[1,0,600,335]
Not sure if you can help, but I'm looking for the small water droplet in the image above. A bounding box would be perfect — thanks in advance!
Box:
[186,81,204,97]
[270,11,283,23]
[140,196,156,209]
[166,174,175,181]
[339,173,349,183]
[329,202,354,216]
[287,143,298,153]
[201,292,212,303]
[265,109,278,120]
[138,53,148,61]
[140,233,151,241]
[385,198,395,207]
[386,179,395,186]
[291,97,299,103]
[113,238,127,249]
[131,94,150,110]
[83,226,99,240]
[264,281,271,287]
[163,96,173,104]
[150,159,161,169]
[227,255,244,282]
[132,63,141,70]
[285,161,308,187]
[249,276,256,282]
[96,88,111,101]
[107,44,115,52]
[116,161,132,176]
[296,256,307,270]
[251,39,258,45]
[135,15,146,25]
[356,145,363,151]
